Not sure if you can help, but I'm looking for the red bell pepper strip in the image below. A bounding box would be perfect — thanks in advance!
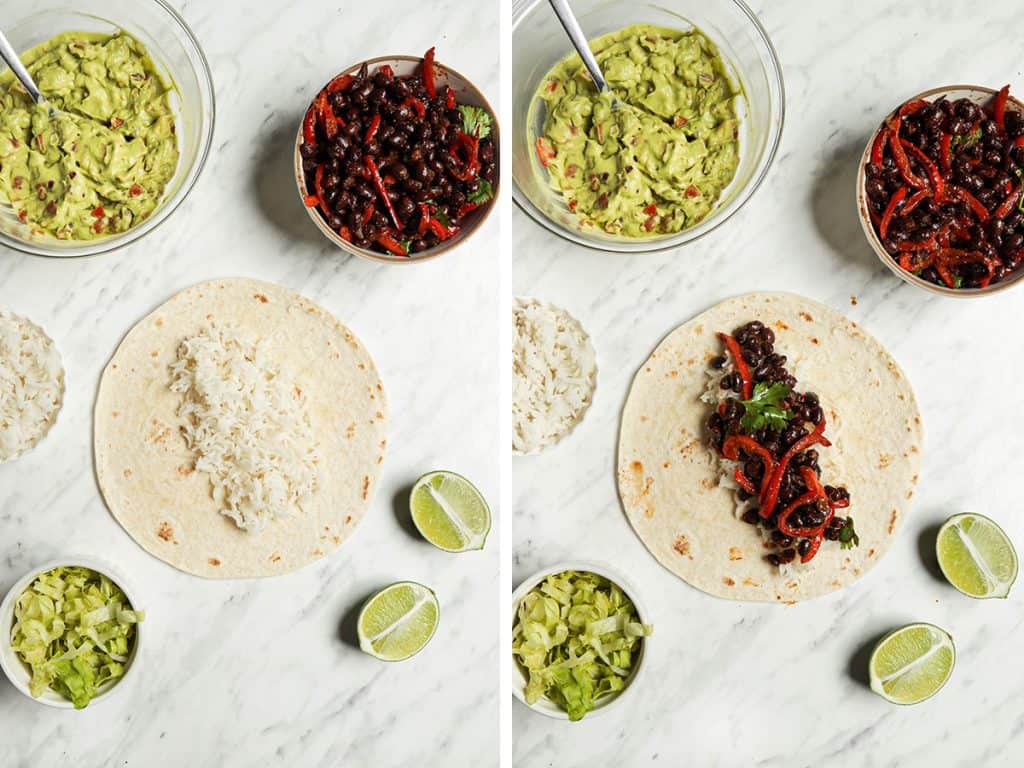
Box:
[878,186,908,241]
[901,188,930,216]
[994,184,1021,219]
[364,156,402,230]
[900,139,944,200]
[378,64,394,78]
[303,194,319,208]
[326,73,354,94]
[889,128,927,189]
[360,203,374,226]
[416,203,432,236]
[721,435,776,498]
[870,129,888,167]
[717,332,753,400]
[536,137,556,167]
[777,491,823,538]
[365,114,381,145]
[456,201,482,219]
[947,185,991,222]
[733,468,759,496]
[401,97,426,119]
[422,47,437,98]
[1014,136,1024,148]
[314,165,331,219]
[375,232,408,256]
[337,225,352,242]
[898,99,930,120]
[316,91,341,139]
[899,250,936,273]
[445,86,456,110]
[759,421,831,520]
[993,84,1010,132]
[939,132,952,172]
[800,535,823,564]
[449,131,481,181]
[426,217,460,241]
[302,104,317,148]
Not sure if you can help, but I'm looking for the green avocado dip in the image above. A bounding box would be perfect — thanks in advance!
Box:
[0,32,179,240]
[534,24,739,238]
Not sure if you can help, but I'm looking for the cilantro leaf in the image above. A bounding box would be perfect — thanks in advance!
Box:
[952,274,964,289]
[839,517,860,549]
[952,126,982,151]
[739,382,793,433]
[459,105,492,139]
[398,239,413,253]
[468,179,494,205]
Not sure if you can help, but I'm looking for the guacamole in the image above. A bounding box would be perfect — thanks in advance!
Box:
[0,32,179,240]
[535,24,739,238]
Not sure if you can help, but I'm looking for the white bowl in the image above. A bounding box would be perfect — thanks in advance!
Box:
[0,557,143,709]
[857,84,1024,297]
[510,560,650,720]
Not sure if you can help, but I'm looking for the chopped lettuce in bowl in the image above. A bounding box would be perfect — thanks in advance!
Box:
[0,559,144,709]
[511,564,652,720]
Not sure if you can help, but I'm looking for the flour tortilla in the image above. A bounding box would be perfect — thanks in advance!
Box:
[618,293,922,602]
[95,278,387,579]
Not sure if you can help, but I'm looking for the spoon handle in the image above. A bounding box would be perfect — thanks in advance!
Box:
[547,0,609,93]
[0,31,43,105]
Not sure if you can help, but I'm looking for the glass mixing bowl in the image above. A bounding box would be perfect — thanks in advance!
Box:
[511,0,784,253]
[0,0,215,258]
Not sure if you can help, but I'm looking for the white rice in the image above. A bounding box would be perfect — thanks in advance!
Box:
[0,311,64,462]
[512,298,597,455]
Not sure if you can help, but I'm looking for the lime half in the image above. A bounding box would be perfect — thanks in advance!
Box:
[410,471,490,552]
[357,582,439,661]
[869,623,955,705]
[936,513,1017,599]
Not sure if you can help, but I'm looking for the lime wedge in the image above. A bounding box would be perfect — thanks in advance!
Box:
[357,582,439,661]
[410,471,490,552]
[936,513,1018,599]
[869,623,954,705]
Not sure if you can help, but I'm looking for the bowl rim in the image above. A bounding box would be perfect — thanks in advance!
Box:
[509,0,786,254]
[293,54,500,265]
[0,0,217,260]
[856,83,1024,298]
[0,556,143,709]
[509,560,651,720]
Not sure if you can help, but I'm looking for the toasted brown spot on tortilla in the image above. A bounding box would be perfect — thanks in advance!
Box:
[786,580,799,590]
[694,324,703,334]
[869,548,876,557]
[208,558,221,566]
[723,577,735,586]
[344,515,353,524]
[631,460,643,473]
[358,362,366,370]
[673,535,692,558]
[111,410,119,418]
[799,311,813,322]
[362,476,370,500]
[700,477,714,490]
[910,445,919,453]
[645,366,651,372]
[176,464,194,477]
[832,579,841,587]
[898,393,906,401]
[878,452,894,469]
[312,548,324,556]
[774,320,789,330]
[332,535,342,544]
[811,337,820,345]
[123,468,132,478]
[728,547,743,561]
[345,423,356,439]
[850,295,858,305]
[155,318,163,327]
[668,369,678,377]
[150,350,158,357]
[254,293,268,303]
[157,522,174,541]
[742,577,759,587]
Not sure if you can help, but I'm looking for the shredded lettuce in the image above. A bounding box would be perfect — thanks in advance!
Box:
[10,566,144,708]
[512,570,652,721]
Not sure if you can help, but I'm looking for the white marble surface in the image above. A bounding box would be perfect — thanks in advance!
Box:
[511,1,1024,765]
[0,1,498,765]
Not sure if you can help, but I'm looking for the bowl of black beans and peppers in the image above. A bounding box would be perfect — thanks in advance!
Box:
[295,48,499,262]
[707,322,859,567]
[859,85,1024,295]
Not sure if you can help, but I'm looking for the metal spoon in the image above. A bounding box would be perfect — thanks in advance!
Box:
[0,28,58,115]
[547,0,621,108]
